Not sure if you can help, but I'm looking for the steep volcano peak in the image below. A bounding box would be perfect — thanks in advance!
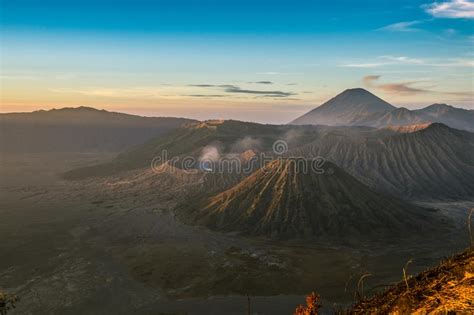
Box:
[320,88,395,113]
[340,87,379,96]
[178,158,442,240]
[290,88,396,126]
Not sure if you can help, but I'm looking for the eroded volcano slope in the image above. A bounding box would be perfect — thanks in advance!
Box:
[177,159,447,240]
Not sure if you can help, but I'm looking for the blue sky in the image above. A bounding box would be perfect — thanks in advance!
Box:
[1,0,473,122]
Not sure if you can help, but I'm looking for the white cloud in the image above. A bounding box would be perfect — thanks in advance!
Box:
[340,56,425,68]
[340,55,473,68]
[423,0,474,19]
[255,72,303,75]
[1,72,77,81]
[49,86,183,99]
[0,74,39,80]
[378,55,425,64]
[425,58,474,67]
[450,59,474,66]
[339,63,389,68]
[378,20,422,32]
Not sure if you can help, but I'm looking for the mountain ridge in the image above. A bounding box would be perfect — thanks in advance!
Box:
[290,122,474,200]
[291,88,474,132]
[62,119,474,201]
[0,107,196,153]
[176,159,447,240]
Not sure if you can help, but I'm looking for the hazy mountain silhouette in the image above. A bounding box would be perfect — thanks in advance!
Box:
[62,120,293,179]
[63,116,474,201]
[291,88,395,126]
[177,159,446,240]
[0,107,195,153]
[291,89,473,132]
[413,104,474,132]
[357,107,427,127]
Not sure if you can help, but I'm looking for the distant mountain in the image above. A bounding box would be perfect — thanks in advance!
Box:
[414,104,474,132]
[64,119,474,201]
[177,159,446,240]
[62,122,373,181]
[291,88,395,126]
[290,89,474,132]
[0,107,195,153]
[62,120,295,179]
[291,123,474,200]
[358,107,427,128]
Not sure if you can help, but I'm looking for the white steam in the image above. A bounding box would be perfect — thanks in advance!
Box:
[283,129,303,144]
[199,145,221,162]
[231,137,262,153]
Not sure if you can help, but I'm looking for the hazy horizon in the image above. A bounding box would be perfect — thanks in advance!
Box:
[1,87,473,124]
[1,0,473,124]
[1,2,473,313]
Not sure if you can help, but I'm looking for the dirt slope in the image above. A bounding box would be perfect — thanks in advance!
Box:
[351,248,474,314]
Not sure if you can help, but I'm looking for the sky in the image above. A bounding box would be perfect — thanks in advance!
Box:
[1,0,473,123]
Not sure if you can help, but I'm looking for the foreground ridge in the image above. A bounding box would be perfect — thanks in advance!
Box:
[350,248,474,313]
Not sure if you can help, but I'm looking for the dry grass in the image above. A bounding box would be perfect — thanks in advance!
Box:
[293,292,321,315]
[356,273,372,300]
[403,258,413,291]
[468,208,473,248]
[350,248,474,314]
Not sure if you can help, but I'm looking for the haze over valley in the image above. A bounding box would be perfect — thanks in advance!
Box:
[1,0,474,313]
[1,88,473,314]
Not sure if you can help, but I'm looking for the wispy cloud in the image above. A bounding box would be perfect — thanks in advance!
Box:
[50,87,162,98]
[443,90,474,97]
[188,84,215,87]
[423,0,474,19]
[341,55,473,68]
[189,83,295,98]
[378,20,422,32]
[256,72,280,75]
[363,75,473,98]
[362,75,431,94]
[363,75,382,86]
[224,86,296,97]
[339,63,389,68]
[340,55,424,68]
[379,55,425,64]
[425,58,474,67]
[255,72,303,75]
[1,74,40,80]
[376,83,431,94]
[188,84,235,88]
[1,72,78,81]
[246,81,274,84]
[185,94,226,98]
